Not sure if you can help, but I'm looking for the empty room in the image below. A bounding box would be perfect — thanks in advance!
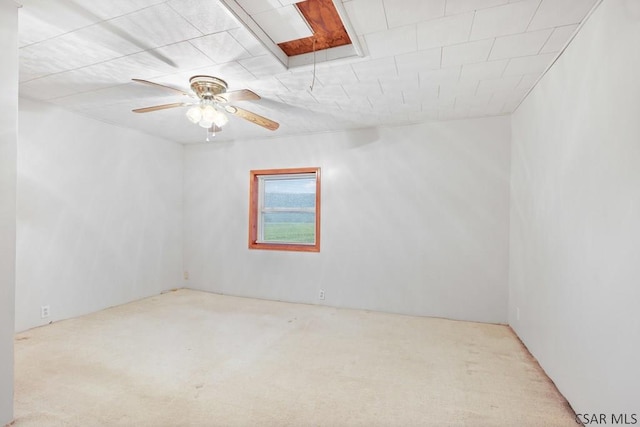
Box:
[1,0,638,425]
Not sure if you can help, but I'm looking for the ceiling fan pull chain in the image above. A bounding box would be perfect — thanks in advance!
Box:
[310,38,317,92]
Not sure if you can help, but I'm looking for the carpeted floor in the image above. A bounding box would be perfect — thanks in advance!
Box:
[11,289,575,426]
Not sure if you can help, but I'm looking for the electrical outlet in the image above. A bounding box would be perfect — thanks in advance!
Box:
[41,305,50,319]
[183,271,189,280]
[319,289,325,300]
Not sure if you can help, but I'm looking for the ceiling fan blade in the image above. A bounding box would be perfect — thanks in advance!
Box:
[215,89,261,104]
[132,102,190,113]
[132,79,191,97]
[224,106,279,131]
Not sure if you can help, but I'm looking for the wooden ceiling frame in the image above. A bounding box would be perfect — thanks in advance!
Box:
[219,0,363,70]
[278,0,352,57]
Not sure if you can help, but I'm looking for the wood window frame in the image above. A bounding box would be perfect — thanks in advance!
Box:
[249,167,321,252]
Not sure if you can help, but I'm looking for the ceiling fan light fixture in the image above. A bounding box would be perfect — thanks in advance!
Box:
[198,119,213,129]
[186,106,202,123]
[201,104,216,122]
[212,109,228,127]
[200,104,227,128]
[133,75,279,134]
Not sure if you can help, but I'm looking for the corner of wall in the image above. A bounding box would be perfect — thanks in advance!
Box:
[0,1,19,424]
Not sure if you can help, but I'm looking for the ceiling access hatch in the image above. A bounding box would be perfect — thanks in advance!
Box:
[221,0,363,69]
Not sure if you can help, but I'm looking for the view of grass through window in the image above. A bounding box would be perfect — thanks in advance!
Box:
[262,177,316,244]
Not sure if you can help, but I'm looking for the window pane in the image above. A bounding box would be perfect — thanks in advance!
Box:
[249,167,320,252]
[263,212,315,243]
[264,178,316,209]
[262,176,316,244]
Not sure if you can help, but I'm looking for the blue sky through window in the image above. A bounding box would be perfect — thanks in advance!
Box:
[264,178,315,194]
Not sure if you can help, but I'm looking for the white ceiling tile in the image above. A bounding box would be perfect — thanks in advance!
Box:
[236,0,282,14]
[540,24,578,53]
[79,55,173,86]
[19,45,69,81]
[162,61,258,90]
[476,75,523,96]
[309,85,351,104]
[408,109,439,122]
[227,27,271,56]
[277,90,319,107]
[276,70,318,91]
[439,80,480,99]
[245,76,289,97]
[252,5,313,44]
[528,0,597,31]
[402,86,439,105]
[343,81,382,98]
[383,0,446,29]
[74,23,150,57]
[351,57,398,81]
[189,32,252,64]
[16,0,598,141]
[419,67,461,88]
[439,107,469,120]
[365,26,417,59]
[433,96,456,109]
[488,29,553,60]
[470,0,541,40]
[336,98,373,112]
[441,39,494,67]
[455,93,492,108]
[18,0,97,46]
[417,12,473,50]
[502,97,523,114]
[503,52,556,76]
[168,0,240,35]
[17,0,166,45]
[369,90,404,106]
[19,73,88,101]
[445,0,509,15]
[72,0,168,20]
[19,69,44,83]
[343,0,388,35]
[459,60,509,83]
[239,54,287,78]
[50,83,177,109]
[314,65,359,85]
[482,95,509,115]
[19,28,135,79]
[395,48,441,76]
[515,73,540,91]
[379,75,420,93]
[140,41,216,73]
[107,4,204,49]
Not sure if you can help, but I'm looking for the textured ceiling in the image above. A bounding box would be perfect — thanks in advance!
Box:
[17,0,600,144]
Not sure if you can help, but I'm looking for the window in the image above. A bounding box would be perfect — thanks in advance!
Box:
[249,167,320,252]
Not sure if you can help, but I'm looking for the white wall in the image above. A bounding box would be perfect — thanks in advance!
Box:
[184,117,511,323]
[510,0,640,415]
[0,1,18,423]
[16,99,184,332]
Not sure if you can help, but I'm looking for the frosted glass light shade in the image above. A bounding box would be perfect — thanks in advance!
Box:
[198,119,213,128]
[201,105,216,122]
[186,106,202,123]
[211,109,228,127]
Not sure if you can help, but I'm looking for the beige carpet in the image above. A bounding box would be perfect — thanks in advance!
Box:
[11,289,574,426]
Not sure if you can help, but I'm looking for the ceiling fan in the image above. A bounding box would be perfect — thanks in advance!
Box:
[131,75,280,133]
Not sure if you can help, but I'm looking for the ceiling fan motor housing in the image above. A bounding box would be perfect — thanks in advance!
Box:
[190,75,228,100]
